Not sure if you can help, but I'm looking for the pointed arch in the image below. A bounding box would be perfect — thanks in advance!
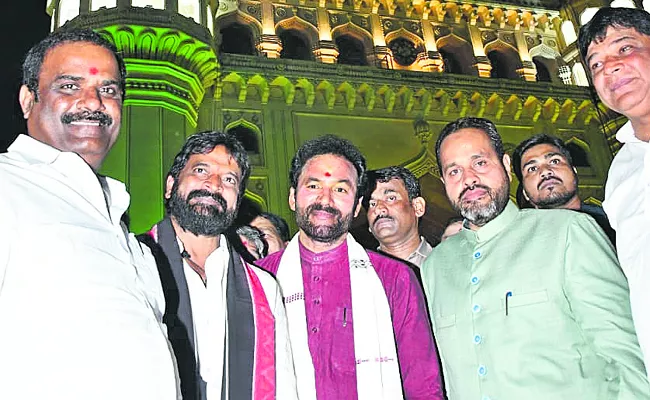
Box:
[332,22,374,66]
[436,33,476,76]
[485,39,522,79]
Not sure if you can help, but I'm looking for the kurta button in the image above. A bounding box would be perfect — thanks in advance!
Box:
[473,334,482,344]
[472,304,481,313]
[470,276,480,285]
[477,365,487,376]
[314,299,320,305]
[313,276,320,282]
[474,251,482,259]
[311,327,318,333]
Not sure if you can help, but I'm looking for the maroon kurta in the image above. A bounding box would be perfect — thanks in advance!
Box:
[258,240,444,400]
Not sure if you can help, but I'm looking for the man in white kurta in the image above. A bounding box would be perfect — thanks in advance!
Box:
[579,7,650,376]
[0,29,178,399]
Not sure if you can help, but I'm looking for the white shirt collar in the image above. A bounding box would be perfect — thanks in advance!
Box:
[616,120,647,144]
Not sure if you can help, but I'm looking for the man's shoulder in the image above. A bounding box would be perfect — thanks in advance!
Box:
[256,250,285,275]
[367,249,420,285]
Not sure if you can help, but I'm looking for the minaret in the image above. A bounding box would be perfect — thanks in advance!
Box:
[48,0,219,232]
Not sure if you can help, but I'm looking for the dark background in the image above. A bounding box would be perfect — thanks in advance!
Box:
[2,0,50,152]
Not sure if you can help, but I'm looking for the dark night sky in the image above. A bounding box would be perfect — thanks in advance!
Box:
[1,0,50,152]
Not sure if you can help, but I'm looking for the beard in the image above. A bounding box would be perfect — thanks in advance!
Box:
[167,186,237,237]
[296,203,354,243]
[451,177,510,228]
[531,177,578,209]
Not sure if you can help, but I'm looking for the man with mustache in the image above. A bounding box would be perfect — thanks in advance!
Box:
[579,6,650,378]
[257,135,444,400]
[363,166,432,269]
[512,134,615,244]
[0,29,180,399]
[422,117,649,399]
[139,131,297,400]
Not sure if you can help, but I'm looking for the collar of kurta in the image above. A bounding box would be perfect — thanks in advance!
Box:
[464,201,519,243]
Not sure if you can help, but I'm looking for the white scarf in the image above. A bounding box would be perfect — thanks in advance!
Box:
[276,233,404,400]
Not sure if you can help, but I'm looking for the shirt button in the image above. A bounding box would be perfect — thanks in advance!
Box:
[470,276,480,285]
[473,334,482,344]
[472,304,481,313]
[314,299,320,305]
[477,365,487,376]
[313,276,320,282]
[474,251,482,259]
[311,327,318,333]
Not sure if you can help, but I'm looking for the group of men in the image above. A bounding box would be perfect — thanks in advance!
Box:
[2,5,650,400]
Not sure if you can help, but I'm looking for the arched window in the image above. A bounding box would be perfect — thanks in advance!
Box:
[131,0,164,9]
[610,0,636,8]
[178,0,200,23]
[206,5,214,34]
[279,30,312,61]
[335,35,368,66]
[220,24,256,55]
[487,49,521,79]
[58,0,80,26]
[533,59,552,82]
[580,7,599,25]
[227,125,260,154]
[437,35,477,76]
[561,20,577,46]
[566,142,590,167]
[91,0,116,11]
[572,63,589,86]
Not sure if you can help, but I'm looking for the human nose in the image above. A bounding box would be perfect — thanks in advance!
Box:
[603,55,623,75]
[463,169,479,188]
[203,175,223,192]
[317,188,334,205]
[540,165,554,179]
[374,200,388,216]
[77,87,105,112]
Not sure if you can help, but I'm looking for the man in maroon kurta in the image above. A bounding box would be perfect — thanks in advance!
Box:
[257,134,443,400]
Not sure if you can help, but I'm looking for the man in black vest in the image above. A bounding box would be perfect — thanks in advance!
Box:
[139,131,297,400]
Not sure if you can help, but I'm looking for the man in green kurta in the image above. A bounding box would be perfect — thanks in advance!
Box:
[422,116,650,400]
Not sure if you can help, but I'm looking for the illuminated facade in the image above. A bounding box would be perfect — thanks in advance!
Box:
[48,0,627,243]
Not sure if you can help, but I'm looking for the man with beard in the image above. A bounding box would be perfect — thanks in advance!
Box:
[579,7,650,379]
[139,131,297,400]
[363,166,432,269]
[422,117,649,400]
[0,29,178,399]
[257,135,444,400]
[512,134,615,244]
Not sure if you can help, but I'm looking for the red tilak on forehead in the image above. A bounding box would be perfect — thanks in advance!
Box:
[89,67,98,75]
[324,172,331,177]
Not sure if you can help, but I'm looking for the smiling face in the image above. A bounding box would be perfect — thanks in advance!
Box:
[367,178,425,246]
[165,145,243,237]
[587,26,650,126]
[19,41,123,171]
[289,154,362,249]
[519,143,578,209]
[439,128,511,229]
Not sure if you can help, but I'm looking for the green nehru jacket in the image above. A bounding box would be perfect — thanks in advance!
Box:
[422,201,650,400]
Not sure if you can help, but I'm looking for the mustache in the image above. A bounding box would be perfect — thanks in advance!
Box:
[537,176,563,190]
[458,184,491,201]
[306,203,341,218]
[61,111,113,126]
[187,189,227,210]
[373,214,394,227]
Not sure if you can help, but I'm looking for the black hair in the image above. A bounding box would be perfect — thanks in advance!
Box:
[257,212,291,242]
[22,28,127,101]
[578,7,650,66]
[511,134,573,183]
[166,131,251,209]
[435,117,505,175]
[444,215,464,228]
[289,134,367,200]
[362,166,421,210]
